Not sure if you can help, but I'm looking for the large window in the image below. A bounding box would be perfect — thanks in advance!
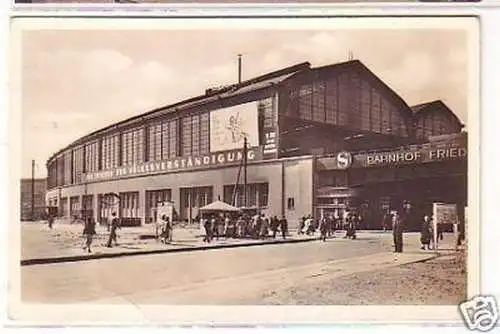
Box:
[258,97,276,128]
[63,151,72,185]
[60,197,68,217]
[101,134,120,170]
[84,141,100,173]
[120,191,140,218]
[147,119,180,162]
[192,115,200,157]
[360,81,372,131]
[371,90,382,133]
[56,156,65,186]
[381,99,392,135]
[286,74,410,139]
[181,116,192,156]
[325,78,339,125]
[181,113,209,157]
[168,120,178,158]
[312,82,326,123]
[47,161,57,189]
[223,183,269,207]
[70,196,80,219]
[337,74,350,126]
[298,84,313,120]
[146,189,172,223]
[148,123,163,161]
[122,128,144,166]
[180,187,213,209]
[200,113,209,154]
[72,147,84,184]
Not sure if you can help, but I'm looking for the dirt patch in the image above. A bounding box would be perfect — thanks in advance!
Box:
[257,251,467,305]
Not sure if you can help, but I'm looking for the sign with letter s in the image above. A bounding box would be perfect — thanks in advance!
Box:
[336,151,353,170]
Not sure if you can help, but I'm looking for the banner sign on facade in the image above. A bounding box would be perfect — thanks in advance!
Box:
[359,146,466,167]
[263,131,277,155]
[84,146,263,182]
[210,101,259,152]
[317,134,467,170]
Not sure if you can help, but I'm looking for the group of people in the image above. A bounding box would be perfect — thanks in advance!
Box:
[200,213,289,243]
[63,207,467,254]
[298,212,361,242]
[157,215,173,244]
[81,212,121,253]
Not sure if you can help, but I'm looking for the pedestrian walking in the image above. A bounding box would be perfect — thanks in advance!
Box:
[437,223,444,241]
[203,216,213,243]
[319,216,328,242]
[261,217,270,239]
[224,215,231,238]
[346,214,356,239]
[211,216,219,241]
[305,215,314,235]
[106,212,120,248]
[271,216,279,238]
[456,220,465,250]
[82,217,96,253]
[420,215,433,250]
[392,211,404,253]
[161,216,173,244]
[47,214,54,230]
[382,211,391,231]
[279,215,288,239]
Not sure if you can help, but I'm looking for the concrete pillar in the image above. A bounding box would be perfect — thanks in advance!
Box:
[139,190,146,225]
[93,194,99,223]
[66,196,71,219]
[213,183,224,203]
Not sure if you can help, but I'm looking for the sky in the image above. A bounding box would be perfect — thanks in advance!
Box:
[20,25,471,179]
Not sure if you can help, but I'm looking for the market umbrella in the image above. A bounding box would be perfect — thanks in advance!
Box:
[199,200,241,212]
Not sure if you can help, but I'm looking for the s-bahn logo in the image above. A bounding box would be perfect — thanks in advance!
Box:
[336,151,353,169]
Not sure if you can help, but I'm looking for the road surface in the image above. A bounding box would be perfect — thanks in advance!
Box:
[23,234,404,304]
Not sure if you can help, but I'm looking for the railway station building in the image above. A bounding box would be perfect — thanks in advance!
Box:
[45,59,467,230]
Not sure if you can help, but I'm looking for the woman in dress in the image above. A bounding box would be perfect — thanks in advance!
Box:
[420,215,433,250]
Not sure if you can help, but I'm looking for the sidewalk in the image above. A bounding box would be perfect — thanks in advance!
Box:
[21,221,460,266]
[20,221,318,265]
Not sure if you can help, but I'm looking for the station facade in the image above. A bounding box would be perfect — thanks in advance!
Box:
[45,60,467,230]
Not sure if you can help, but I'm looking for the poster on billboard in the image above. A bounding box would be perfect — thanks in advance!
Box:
[157,201,174,224]
[432,202,458,251]
[210,101,259,152]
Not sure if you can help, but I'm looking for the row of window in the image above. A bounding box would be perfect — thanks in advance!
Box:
[47,112,211,188]
[415,112,459,139]
[287,73,410,137]
[54,183,270,221]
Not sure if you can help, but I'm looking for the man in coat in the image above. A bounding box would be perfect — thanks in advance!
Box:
[392,211,404,253]
[106,212,121,248]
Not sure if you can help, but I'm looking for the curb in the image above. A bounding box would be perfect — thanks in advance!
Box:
[21,237,319,267]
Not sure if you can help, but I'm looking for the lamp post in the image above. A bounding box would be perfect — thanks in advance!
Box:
[31,160,35,221]
[243,137,248,208]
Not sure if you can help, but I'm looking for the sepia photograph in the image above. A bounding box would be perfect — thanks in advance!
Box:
[10,16,479,323]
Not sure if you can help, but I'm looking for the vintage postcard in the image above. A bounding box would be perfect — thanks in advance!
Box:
[9,16,481,326]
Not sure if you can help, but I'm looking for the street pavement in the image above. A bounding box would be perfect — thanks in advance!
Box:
[21,231,458,304]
